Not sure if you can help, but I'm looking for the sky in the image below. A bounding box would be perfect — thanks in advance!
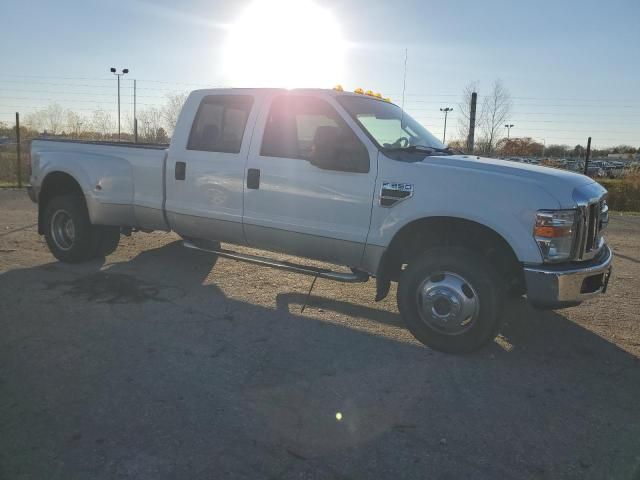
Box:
[1,0,639,148]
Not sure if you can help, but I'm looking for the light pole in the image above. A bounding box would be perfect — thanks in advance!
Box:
[505,124,514,139]
[133,79,138,143]
[110,67,129,141]
[440,107,453,143]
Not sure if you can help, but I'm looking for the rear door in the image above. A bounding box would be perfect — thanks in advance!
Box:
[165,92,257,243]
[243,93,378,266]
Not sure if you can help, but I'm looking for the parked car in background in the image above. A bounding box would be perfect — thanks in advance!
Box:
[586,165,605,178]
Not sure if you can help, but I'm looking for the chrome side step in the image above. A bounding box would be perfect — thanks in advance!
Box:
[182,240,369,283]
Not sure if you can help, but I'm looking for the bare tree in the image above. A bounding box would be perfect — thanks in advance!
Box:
[26,110,45,132]
[138,107,165,142]
[124,114,135,137]
[479,80,512,155]
[66,110,86,139]
[456,79,512,155]
[91,110,115,138]
[26,103,65,135]
[163,92,188,135]
[496,137,543,157]
[545,144,571,158]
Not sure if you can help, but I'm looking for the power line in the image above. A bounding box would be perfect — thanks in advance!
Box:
[0,96,163,106]
[2,88,180,100]
[8,89,640,113]
[0,74,215,86]
[388,92,640,103]
[0,75,637,104]
[0,80,200,93]
[0,78,637,146]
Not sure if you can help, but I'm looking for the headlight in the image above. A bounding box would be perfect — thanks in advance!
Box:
[534,209,578,262]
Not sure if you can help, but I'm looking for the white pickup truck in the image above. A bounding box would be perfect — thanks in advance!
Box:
[28,87,612,353]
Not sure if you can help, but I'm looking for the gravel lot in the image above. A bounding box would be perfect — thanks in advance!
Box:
[1,188,639,479]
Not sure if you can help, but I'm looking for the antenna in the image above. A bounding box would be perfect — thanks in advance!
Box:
[400,48,408,127]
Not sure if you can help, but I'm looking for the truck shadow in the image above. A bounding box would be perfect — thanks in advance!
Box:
[275,292,404,328]
[1,240,639,479]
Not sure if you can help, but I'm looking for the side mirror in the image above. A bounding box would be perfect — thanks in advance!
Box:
[309,126,369,173]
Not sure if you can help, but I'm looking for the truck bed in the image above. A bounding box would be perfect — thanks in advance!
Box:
[31,138,170,231]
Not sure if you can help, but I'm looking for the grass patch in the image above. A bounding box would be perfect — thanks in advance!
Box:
[599,175,640,212]
[0,150,29,185]
[610,210,640,216]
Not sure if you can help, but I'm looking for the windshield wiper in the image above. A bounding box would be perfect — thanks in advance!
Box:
[430,146,462,155]
[384,145,458,155]
[384,145,433,153]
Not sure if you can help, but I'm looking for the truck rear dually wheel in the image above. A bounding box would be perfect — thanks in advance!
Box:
[43,194,98,263]
[397,247,504,353]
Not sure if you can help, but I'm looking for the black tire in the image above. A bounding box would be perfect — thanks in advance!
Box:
[43,194,98,263]
[93,226,120,257]
[397,247,504,353]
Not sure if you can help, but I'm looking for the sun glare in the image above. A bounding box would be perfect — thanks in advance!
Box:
[223,0,346,88]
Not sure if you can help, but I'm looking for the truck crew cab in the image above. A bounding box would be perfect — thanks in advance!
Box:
[28,87,612,353]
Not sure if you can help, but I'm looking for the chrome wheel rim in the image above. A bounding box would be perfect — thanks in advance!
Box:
[416,271,480,335]
[50,209,75,251]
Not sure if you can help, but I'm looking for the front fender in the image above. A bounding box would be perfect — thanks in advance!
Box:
[368,159,563,265]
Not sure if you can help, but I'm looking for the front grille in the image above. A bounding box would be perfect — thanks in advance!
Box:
[576,196,607,260]
[585,203,598,251]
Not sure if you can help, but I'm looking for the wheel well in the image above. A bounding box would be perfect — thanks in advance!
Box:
[378,217,524,295]
[38,172,85,234]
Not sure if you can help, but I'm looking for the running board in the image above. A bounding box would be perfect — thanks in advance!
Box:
[182,240,369,283]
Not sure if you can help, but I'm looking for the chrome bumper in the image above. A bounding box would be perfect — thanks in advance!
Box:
[524,245,613,309]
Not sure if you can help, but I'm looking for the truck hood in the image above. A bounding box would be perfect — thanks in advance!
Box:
[420,154,597,207]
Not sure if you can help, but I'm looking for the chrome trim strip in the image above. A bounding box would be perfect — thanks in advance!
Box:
[575,193,607,261]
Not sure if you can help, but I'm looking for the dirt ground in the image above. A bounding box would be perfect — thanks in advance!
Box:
[1,188,639,479]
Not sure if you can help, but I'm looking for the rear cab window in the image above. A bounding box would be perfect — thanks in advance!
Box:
[188,95,254,153]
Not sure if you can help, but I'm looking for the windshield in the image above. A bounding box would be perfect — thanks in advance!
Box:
[336,95,446,151]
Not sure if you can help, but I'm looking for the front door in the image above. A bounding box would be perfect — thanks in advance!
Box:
[243,93,377,267]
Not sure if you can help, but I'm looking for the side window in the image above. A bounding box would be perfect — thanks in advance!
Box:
[187,95,254,153]
[261,95,369,172]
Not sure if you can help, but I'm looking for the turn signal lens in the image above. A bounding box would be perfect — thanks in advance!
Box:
[533,225,573,238]
[534,210,578,262]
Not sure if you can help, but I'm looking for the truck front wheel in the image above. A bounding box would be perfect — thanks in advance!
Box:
[43,194,98,263]
[397,247,504,353]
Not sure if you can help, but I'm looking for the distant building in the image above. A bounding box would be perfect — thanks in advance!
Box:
[608,153,634,160]
[0,136,9,145]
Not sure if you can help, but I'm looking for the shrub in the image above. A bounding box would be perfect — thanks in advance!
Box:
[599,174,640,212]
